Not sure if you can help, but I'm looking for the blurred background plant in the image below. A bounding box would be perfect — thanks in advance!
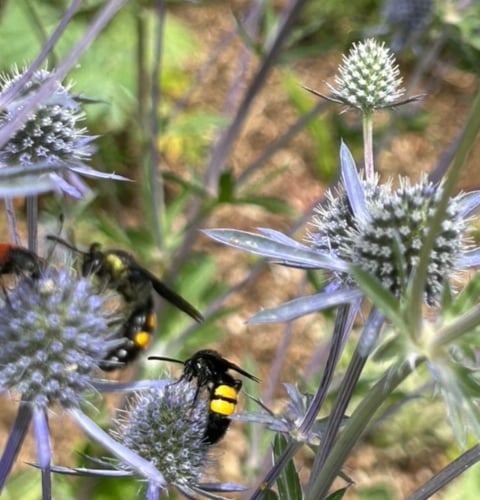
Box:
[1,0,480,498]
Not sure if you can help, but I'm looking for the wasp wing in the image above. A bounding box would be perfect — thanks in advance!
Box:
[139,267,204,323]
[224,359,260,382]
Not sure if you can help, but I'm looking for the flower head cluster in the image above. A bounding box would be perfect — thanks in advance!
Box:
[309,175,467,305]
[325,38,406,112]
[204,143,480,323]
[0,67,127,198]
[111,382,211,489]
[0,68,93,168]
[0,265,118,408]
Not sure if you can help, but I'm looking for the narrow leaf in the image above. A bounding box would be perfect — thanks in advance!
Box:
[325,488,348,499]
[273,434,304,500]
[0,176,58,197]
[248,288,363,324]
[0,402,33,490]
[68,408,166,488]
[456,190,480,218]
[204,229,349,272]
[257,228,311,249]
[340,141,369,222]
[350,265,406,332]
[40,464,131,477]
[408,444,480,500]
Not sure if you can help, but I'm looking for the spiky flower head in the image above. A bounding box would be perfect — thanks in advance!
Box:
[325,38,406,113]
[233,384,325,446]
[0,265,117,408]
[0,66,127,198]
[203,143,480,324]
[111,382,211,488]
[0,67,93,167]
[309,174,469,305]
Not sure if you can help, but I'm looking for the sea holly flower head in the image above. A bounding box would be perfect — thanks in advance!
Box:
[46,377,246,499]
[111,382,212,494]
[0,264,119,409]
[305,146,480,307]
[306,38,419,114]
[0,68,92,166]
[0,256,141,494]
[309,174,469,306]
[0,66,127,198]
[328,38,405,112]
[204,143,480,323]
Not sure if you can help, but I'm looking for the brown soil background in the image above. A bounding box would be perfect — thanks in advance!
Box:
[1,1,479,499]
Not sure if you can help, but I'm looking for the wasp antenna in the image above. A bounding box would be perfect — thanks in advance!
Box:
[45,216,66,262]
[147,355,185,365]
[46,235,86,255]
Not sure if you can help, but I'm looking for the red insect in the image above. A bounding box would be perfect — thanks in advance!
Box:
[0,244,42,278]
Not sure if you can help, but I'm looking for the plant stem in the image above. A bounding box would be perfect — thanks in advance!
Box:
[306,356,424,500]
[362,112,374,182]
[432,304,480,348]
[306,308,384,489]
[147,0,166,250]
[408,444,480,500]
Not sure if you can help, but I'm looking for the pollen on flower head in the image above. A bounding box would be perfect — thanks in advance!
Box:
[0,265,117,408]
[309,175,468,305]
[0,67,94,168]
[326,38,405,112]
[111,382,211,487]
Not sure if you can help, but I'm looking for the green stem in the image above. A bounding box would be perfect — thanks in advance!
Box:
[362,112,374,182]
[306,356,424,500]
[148,0,166,250]
[433,304,480,348]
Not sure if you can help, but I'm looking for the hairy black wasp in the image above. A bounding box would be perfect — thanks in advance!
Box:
[149,349,259,444]
[0,244,42,279]
[47,236,203,370]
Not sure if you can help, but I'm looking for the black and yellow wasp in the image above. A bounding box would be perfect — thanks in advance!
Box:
[48,237,203,371]
[149,349,259,444]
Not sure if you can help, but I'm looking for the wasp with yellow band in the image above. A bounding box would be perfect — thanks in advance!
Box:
[47,236,203,371]
[149,349,259,444]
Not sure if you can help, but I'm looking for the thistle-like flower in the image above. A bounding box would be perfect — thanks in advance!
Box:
[204,142,480,323]
[0,258,166,496]
[112,383,210,489]
[0,66,126,198]
[327,38,405,112]
[305,39,418,114]
[46,379,246,499]
[0,265,117,408]
[234,384,329,446]
[309,174,466,306]
[107,381,245,498]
